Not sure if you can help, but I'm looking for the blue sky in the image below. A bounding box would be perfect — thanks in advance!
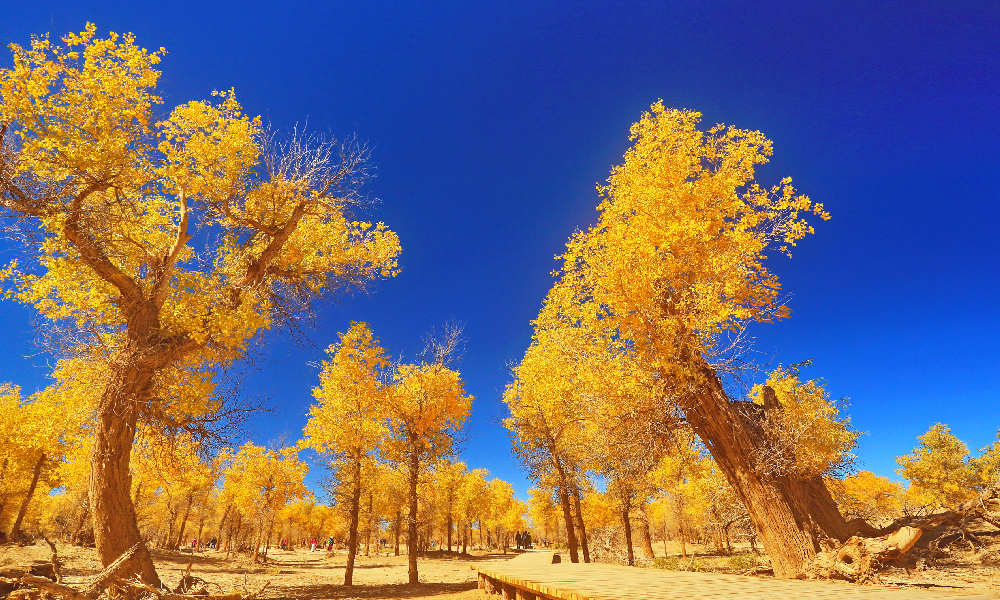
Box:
[2,0,998,498]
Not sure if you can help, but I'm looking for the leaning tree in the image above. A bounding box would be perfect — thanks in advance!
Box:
[542,101,852,578]
[0,25,400,585]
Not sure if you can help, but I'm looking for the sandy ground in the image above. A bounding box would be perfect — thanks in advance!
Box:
[638,539,1000,596]
[3,537,999,598]
[1,543,514,600]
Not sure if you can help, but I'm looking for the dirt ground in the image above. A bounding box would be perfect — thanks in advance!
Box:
[3,537,999,599]
[1,543,514,600]
[642,538,1000,596]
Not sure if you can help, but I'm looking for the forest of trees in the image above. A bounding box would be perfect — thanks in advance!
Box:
[1,25,997,596]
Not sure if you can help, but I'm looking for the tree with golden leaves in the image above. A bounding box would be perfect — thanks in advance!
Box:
[896,423,977,510]
[384,324,472,584]
[219,442,308,562]
[300,321,390,585]
[503,324,594,562]
[535,101,855,577]
[826,471,903,527]
[0,26,399,584]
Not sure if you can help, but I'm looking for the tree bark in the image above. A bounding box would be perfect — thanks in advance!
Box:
[406,439,420,584]
[638,500,655,559]
[446,505,453,552]
[621,495,634,566]
[89,361,161,587]
[72,502,90,545]
[345,457,362,586]
[572,484,590,563]
[394,508,401,556]
[174,492,193,549]
[9,452,44,540]
[680,369,851,578]
[551,455,579,563]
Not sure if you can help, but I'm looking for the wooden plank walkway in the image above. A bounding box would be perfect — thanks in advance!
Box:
[477,551,996,600]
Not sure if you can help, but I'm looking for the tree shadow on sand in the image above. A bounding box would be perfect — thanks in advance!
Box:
[270,581,477,599]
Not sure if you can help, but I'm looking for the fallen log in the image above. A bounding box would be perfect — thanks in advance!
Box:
[81,543,142,598]
[812,526,921,582]
[811,486,1000,582]
[15,576,88,600]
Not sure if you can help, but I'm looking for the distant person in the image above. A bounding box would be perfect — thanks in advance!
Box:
[525,532,532,548]
[310,538,317,552]
[210,537,217,549]
[514,531,522,550]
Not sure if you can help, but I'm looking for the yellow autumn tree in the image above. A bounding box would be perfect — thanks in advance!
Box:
[456,467,490,551]
[826,471,903,527]
[534,101,845,577]
[219,442,308,562]
[527,486,561,545]
[896,423,977,509]
[300,321,390,585]
[131,429,221,549]
[503,323,594,562]
[0,26,399,583]
[384,325,472,583]
[0,358,95,540]
[971,429,1000,491]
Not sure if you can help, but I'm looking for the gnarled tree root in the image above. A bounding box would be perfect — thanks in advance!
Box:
[812,527,921,582]
[811,487,1000,583]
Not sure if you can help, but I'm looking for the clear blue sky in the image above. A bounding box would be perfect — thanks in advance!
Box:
[2,1,998,499]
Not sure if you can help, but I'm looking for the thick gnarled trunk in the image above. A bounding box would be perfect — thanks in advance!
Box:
[90,361,161,587]
[681,368,850,578]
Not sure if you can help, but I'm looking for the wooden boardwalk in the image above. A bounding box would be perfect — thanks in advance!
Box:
[477,551,996,600]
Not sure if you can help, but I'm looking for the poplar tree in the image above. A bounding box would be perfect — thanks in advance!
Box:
[300,322,390,585]
[530,102,846,577]
[0,27,399,583]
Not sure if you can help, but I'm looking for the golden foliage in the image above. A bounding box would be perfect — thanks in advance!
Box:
[750,362,858,477]
[826,471,903,526]
[896,423,977,509]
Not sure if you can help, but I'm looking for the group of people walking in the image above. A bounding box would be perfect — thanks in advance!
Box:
[514,530,532,550]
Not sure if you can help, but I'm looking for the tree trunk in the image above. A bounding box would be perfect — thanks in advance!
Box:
[9,451,44,540]
[407,440,420,585]
[365,491,374,557]
[174,492,193,549]
[216,504,231,548]
[551,455,579,563]
[621,495,634,566]
[638,500,655,559]
[394,508,401,556]
[572,484,590,563]
[196,515,205,551]
[345,457,362,586]
[72,502,90,545]
[0,457,9,526]
[446,506,453,552]
[89,363,161,587]
[679,369,851,578]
